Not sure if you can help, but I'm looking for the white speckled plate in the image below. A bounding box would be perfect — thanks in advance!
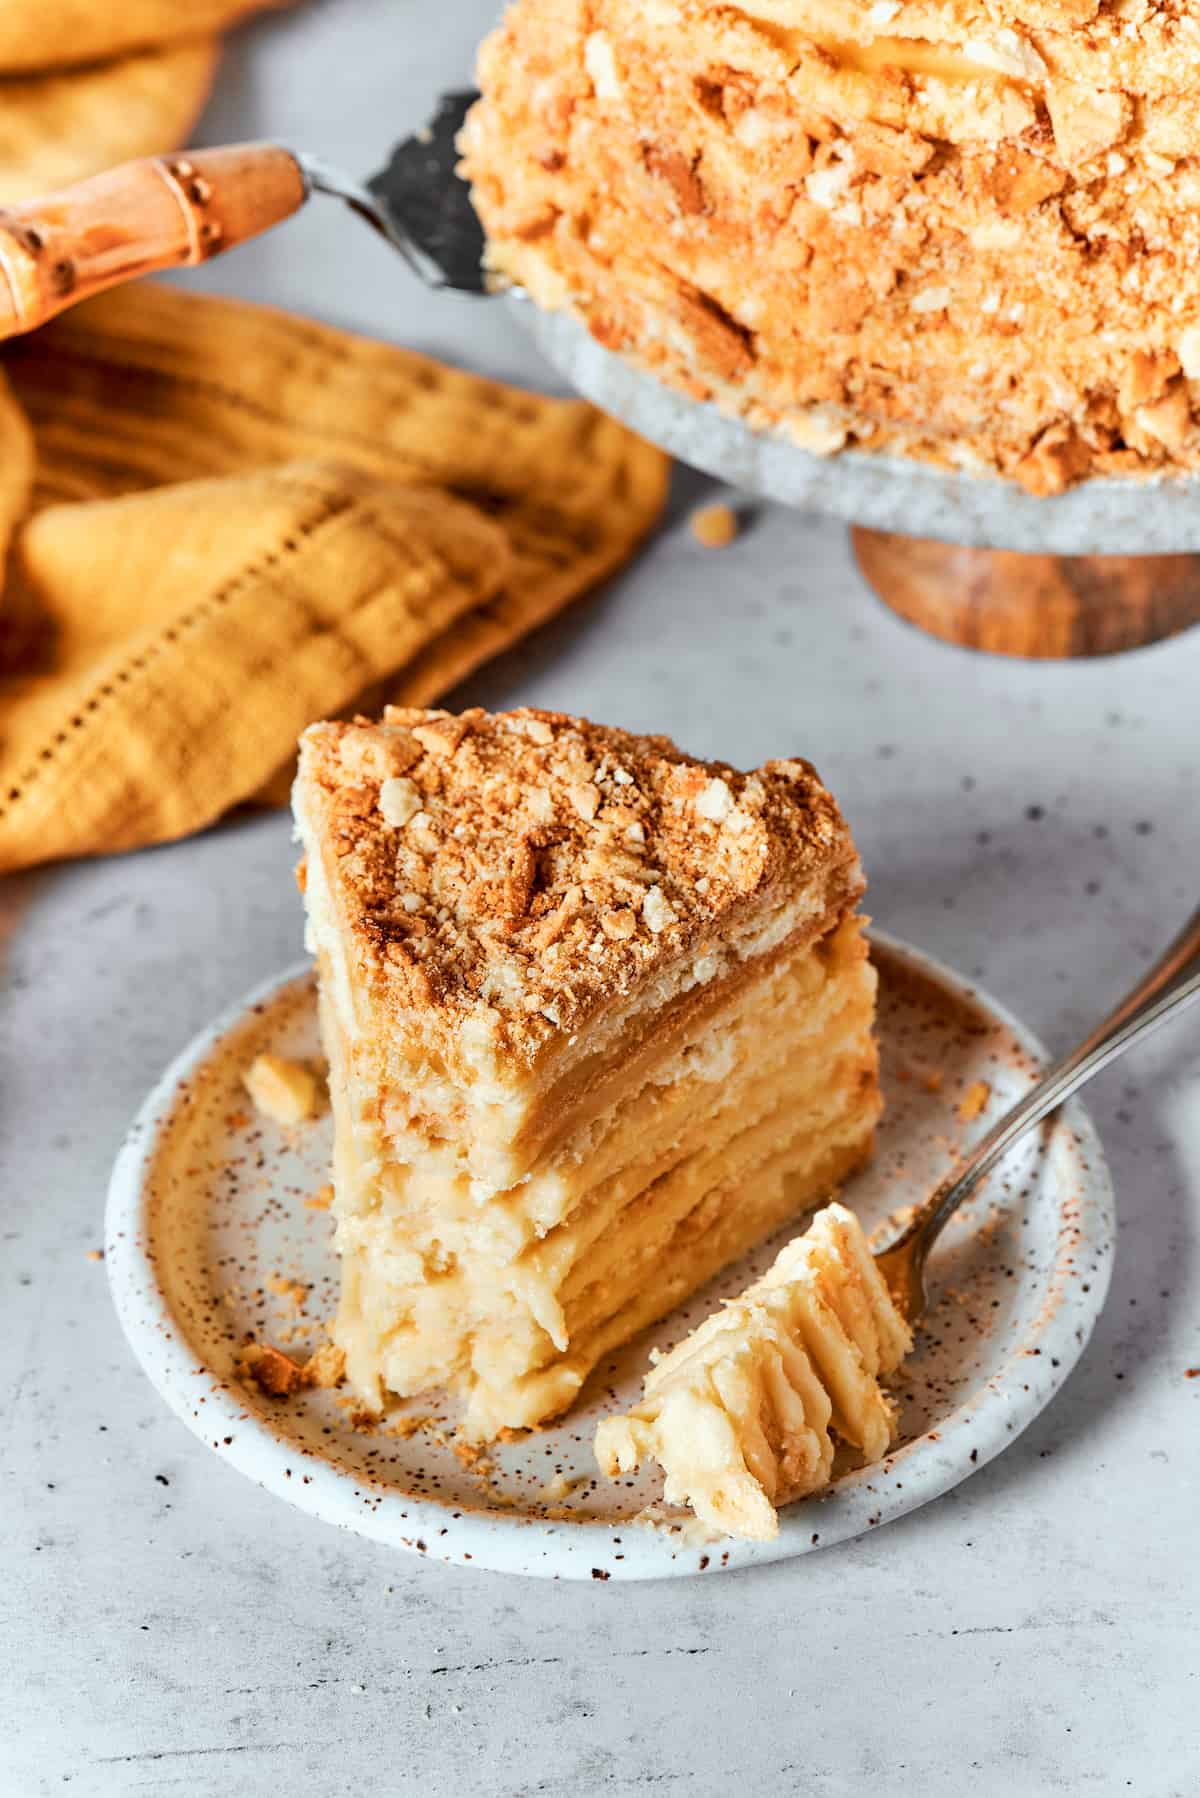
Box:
[523,304,1200,556]
[106,934,1114,1580]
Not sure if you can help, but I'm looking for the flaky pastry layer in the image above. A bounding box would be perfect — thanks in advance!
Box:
[463,0,1200,492]
[328,914,879,1436]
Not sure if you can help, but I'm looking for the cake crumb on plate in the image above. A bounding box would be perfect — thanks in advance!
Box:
[689,502,738,548]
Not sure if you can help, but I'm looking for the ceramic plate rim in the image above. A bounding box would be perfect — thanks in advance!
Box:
[105,933,1115,1581]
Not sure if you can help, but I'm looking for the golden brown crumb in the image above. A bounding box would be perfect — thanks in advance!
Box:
[86,1248,104,1263]
[384,1413,435,1439]
[236,1337,344,1396]
[243,1053,320,1125]
[305,1183,335,1211]
[958,1080,992,1122]
[294,705,858,1066]
[689,502,739,548]
[236,1342,309,1397]
[453,1438,489,1467]
[267,1273,309,1310]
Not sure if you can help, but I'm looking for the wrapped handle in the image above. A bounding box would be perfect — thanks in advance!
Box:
[0,143,307,341]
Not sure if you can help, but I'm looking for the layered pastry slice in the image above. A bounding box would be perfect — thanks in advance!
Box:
[462,0,1200,491]
[595,1203,912,1540]
[293,705,881,1440]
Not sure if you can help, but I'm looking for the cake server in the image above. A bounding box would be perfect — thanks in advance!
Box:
[874,903,1200,1320]
[0,90,488,341]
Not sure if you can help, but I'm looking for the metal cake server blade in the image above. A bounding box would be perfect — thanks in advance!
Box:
[303,90,487,294]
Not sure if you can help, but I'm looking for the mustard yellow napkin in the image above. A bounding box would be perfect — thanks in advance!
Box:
[0,0,298,204]
[0,41,220,199]
[0,286,668,874]
[0,0,287,74]
[0,0,299,202]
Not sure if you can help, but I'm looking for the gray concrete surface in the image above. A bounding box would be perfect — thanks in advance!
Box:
[3,3,1199,1791]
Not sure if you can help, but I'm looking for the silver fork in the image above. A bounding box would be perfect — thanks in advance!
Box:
[874,906,1200,1322]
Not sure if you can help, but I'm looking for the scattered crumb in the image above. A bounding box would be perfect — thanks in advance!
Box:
[86,1249,104,1263]
[957,1079,991,1122]
[226,1109,251,1131]
[237,1337,345,1397]
[689,501,739,548]
[243,1053,320,1125]
[453,1439,489,1468]
[494,1426,527,1444]
[305,1183,335,1211]
[539,1471,585,1504]
[236,1342,309,1397]
[348,1408,380,1431]
[384,1413,437,1440]
[923,1069,945,1094]
[1186,1368,1200,1379]
[267,1273,309,1310]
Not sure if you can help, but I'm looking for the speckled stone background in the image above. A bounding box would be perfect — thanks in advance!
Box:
[3,1,1199,1791]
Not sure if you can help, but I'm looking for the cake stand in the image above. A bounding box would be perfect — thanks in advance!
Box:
[524,306,1200,660]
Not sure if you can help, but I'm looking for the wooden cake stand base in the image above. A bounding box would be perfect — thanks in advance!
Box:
[851,530,1200,659]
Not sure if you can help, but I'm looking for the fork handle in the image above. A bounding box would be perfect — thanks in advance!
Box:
[916,904,1200,1251]
[0,143,307,342]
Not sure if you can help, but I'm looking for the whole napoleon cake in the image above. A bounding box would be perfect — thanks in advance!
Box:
[292,705,881,1440]
[461,0,1200,494]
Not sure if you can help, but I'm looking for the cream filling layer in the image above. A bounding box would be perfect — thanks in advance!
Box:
[341,917,866,1246]
[463,1107,877,1436]
[330,920,877,1425]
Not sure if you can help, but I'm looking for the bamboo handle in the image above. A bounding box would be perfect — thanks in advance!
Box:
[0,143,307,341]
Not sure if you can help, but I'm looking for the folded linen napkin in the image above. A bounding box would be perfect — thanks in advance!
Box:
[0,285,669,873]
[0,0,295,201]
[0,0,287,73]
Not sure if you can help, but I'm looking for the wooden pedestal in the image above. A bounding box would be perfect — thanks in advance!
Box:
[851,528,1200,658]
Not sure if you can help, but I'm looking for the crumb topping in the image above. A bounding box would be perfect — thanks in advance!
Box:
[296,706,858,1059]
[461,0,1200,492]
